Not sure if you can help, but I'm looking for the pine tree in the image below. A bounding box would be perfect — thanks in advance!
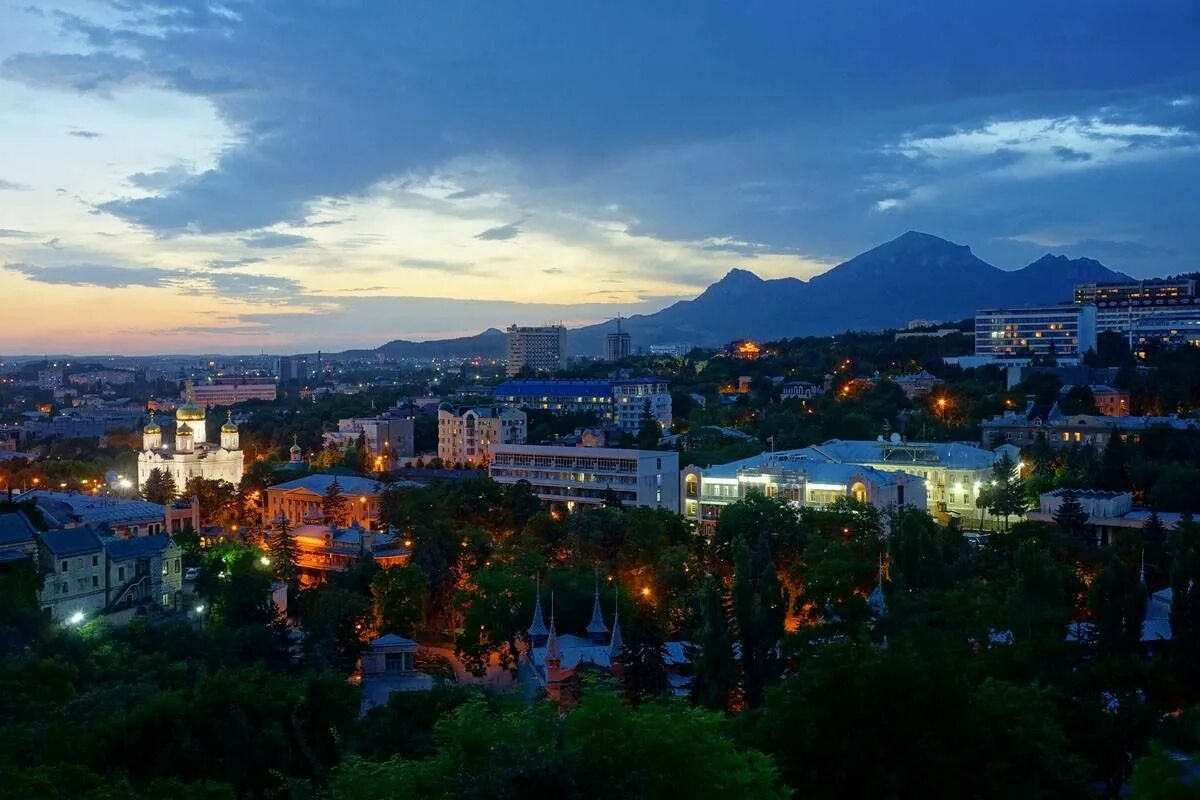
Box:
[691,578,737,711]
[322,477,349,526]
[269,514,300,588]
[620,594,668,706]
[732,534,786,708]
[1054,490,1092,548]
[141,468,177,505]
[986,452,1026,531]
[1142,509,1166,544]
[635,399,661,450]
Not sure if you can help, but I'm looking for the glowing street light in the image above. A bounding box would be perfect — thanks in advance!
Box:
[67,610,85,626]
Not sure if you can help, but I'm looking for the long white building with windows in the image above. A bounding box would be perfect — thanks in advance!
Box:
[682,437,998,530]
[489,444,678,511]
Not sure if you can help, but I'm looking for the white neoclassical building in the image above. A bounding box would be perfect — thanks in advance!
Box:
[137,382,244,495]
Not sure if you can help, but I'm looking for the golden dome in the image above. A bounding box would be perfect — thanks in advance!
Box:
[221,410,238,433]
[144,412,161,434]
[177,422,193,435]
[176,404,205,422]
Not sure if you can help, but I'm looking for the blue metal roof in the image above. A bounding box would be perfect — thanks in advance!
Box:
[39,528,104,557]
[0,512,38,548]
[106,535,172,561]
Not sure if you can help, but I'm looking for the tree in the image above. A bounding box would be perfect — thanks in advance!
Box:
[182,477,238,527]
[370,565,428,638]
[746,643,1089,800]
[636,399,662,450]
[1097,434,1130,491]
[691,578,736,711]
[328,693,787,800]
[620,594,669,705]
[268,515,300,589]
[1142,509,1166,544]
[322,477,350,526]
[1007,539,1072,648]
[732,534,786,708]
[1088,554,1147,657]
[986,452,1026,530]
[141,468,177,505]
[1054,490,1093,549]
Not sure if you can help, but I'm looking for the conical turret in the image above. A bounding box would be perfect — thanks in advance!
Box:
[528,574,549,646]
[586,569,609,643]
[608,585,624,660]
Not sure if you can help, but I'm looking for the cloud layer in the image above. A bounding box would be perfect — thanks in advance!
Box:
[1,1,1199,354]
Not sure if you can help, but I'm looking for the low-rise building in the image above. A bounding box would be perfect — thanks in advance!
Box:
[26,491,168,537]
[1025,489,1182,546]
[437,404,527,467]
[358,634,434,710]
[779,381,822,401]
[35,529,183,624]
[265,473,416,529]
[491,378,671,433]
[489,444,679,512]
[323,414,416,461]
[981,402,1199,449]
[891,370,943,399]
[681,452,926,532]
[284,520,411,584]
[0,511,39,564]
[682,437,996,527]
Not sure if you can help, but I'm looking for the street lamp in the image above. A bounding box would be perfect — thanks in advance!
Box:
[67,610,85,626]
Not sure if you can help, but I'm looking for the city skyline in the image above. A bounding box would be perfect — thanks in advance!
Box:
[3,2,1200,354]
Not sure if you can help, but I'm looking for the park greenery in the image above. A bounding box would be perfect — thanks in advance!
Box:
[4,470,1200,797]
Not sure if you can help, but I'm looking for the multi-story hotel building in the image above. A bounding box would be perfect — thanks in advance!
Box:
[437,405,527,467]
[1075,279,1200,338]
[505,324,567,377]
[491,378,671,434]
[191,378,277,408]
[489,444,679,511]
[974,304,1097,360]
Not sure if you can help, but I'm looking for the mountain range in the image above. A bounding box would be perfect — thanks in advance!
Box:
[372,231,1130,358]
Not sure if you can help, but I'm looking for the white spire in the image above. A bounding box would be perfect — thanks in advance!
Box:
[587,569,609,637]
[1139,545,1147,586]
[608,585,624,658]
[528,574,548,640]
[868,552,887,616]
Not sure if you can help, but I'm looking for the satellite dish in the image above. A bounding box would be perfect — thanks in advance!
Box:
[890,432,901,444]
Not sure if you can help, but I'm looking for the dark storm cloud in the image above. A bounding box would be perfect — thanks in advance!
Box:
[5,1,1200,276]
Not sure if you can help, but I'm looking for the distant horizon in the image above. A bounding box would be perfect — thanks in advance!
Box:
[0,232,1187,359]
[4,4,1199,352]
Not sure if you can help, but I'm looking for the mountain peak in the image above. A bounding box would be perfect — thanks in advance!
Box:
[717,267,764,285]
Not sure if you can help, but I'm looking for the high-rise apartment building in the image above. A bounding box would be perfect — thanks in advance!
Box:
[974,304,1097,359]
[505,324,567,377]
[604,316,632,362]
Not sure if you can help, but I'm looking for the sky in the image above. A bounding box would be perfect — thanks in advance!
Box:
[1,1,1198,355]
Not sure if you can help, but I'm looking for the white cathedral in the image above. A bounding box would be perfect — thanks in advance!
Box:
[137,382,245,496]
